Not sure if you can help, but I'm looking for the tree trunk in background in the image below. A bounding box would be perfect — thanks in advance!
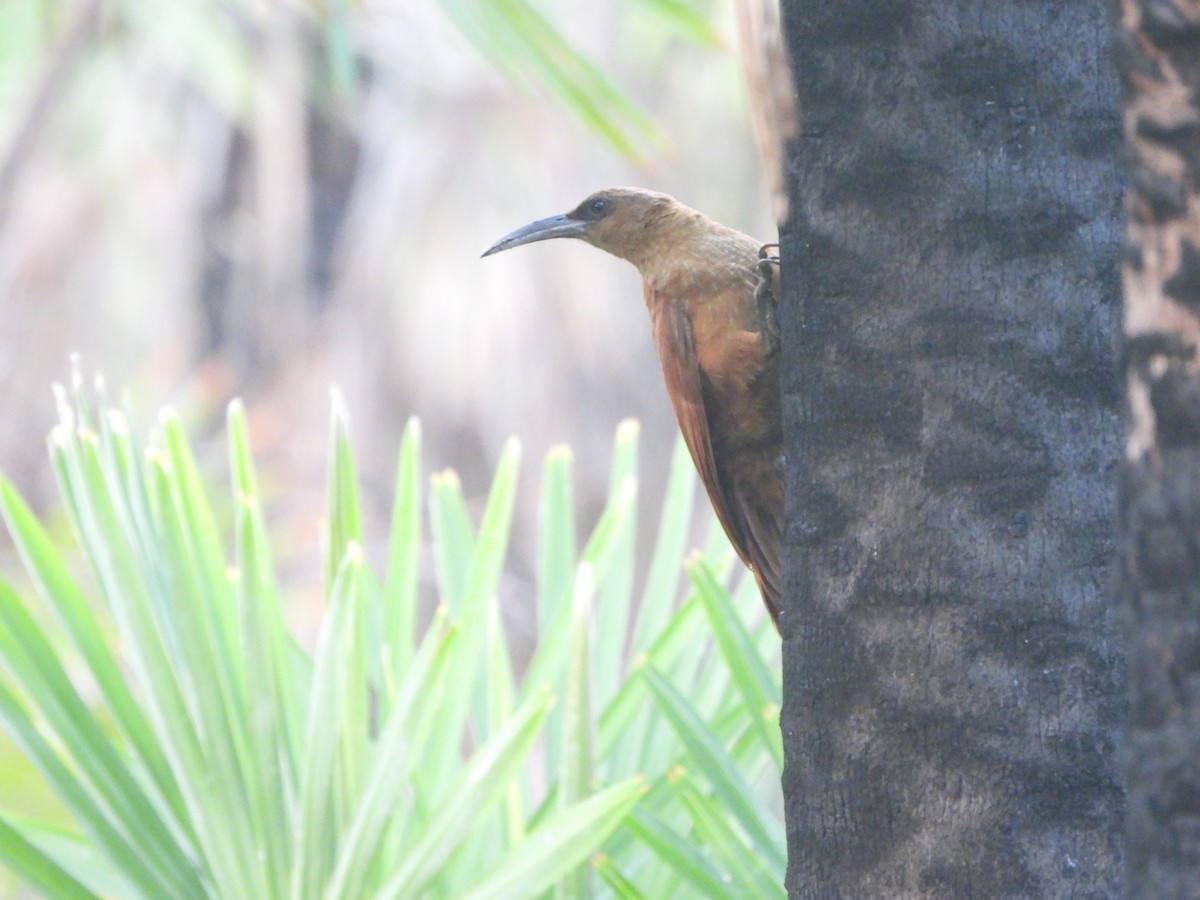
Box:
[776,3,1125,895]
[1115,4,1200,897]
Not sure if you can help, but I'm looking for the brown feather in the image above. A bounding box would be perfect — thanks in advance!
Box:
[649,284,782,625]
[483,187,783,629]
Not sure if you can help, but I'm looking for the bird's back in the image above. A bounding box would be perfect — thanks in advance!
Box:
[642,230,783,624]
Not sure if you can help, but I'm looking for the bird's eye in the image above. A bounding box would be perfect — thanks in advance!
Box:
[572,195,613,221]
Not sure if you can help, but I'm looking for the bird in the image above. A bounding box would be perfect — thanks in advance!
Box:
[482,188,783,629]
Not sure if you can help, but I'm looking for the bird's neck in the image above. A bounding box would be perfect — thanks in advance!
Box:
[635,227,760,312]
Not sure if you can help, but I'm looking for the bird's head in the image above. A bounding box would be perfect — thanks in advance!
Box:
[482,187,690,270]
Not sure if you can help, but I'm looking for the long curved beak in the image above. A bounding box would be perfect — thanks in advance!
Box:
[481,214,588,258]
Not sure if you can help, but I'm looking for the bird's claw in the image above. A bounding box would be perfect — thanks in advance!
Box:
[755,243,781,358]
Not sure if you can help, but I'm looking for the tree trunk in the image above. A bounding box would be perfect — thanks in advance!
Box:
[1115,3,1200,897]
[777,3,1125,895]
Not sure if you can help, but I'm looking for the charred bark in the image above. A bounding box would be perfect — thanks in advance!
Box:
[777,2,1125,895]
[1116,2,1200,896]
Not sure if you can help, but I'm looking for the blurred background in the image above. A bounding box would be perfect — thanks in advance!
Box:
[0,0,773,641]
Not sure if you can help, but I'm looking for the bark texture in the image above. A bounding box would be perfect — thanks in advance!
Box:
[777,2,1125,896]
[1115,3,1200,897]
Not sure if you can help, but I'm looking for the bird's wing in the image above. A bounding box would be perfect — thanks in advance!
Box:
[651,299,781,623]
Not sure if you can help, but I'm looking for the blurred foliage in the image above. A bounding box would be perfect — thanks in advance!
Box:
[439,0,719,161]
[0,379,782,897]
[0,0,760,526]
[0,7,774,889]
[0,0,721,165]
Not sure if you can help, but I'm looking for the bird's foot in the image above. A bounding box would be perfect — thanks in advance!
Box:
[755,243,781,358]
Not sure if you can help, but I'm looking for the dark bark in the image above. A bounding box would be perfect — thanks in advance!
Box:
[776,2,1125,896]
[1115,3,1200,897]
